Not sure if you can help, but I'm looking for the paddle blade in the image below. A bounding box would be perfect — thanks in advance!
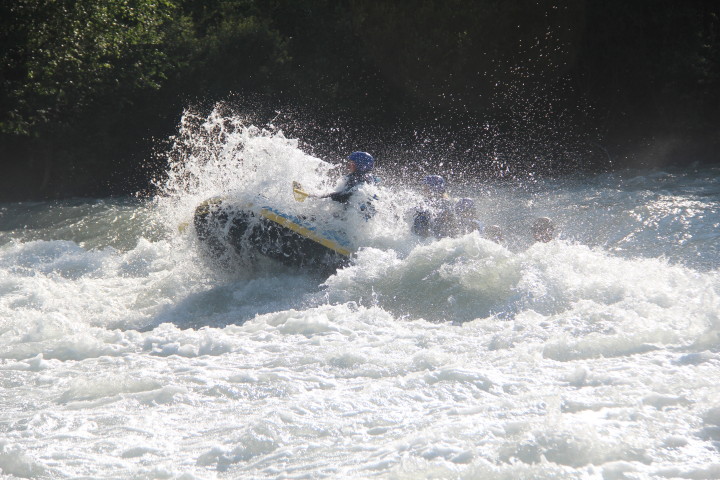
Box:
[292,181,308,202]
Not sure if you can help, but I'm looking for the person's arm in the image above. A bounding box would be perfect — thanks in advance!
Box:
[321,174,360,204]
[327,190,353,203]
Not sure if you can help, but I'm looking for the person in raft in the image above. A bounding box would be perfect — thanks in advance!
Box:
[297,151,379,218]
[454,197,504,242]
[412,175,458,238]
[320,151,377,204]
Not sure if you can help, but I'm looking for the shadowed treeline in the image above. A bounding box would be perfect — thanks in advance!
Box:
[1,0,718,200]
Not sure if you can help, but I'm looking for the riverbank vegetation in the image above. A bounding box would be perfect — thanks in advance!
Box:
[1,0,718,200]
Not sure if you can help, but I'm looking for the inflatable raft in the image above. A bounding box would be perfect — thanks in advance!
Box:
[193,198,353,270]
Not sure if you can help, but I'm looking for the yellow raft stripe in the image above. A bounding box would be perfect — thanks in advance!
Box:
[260,208,353,257]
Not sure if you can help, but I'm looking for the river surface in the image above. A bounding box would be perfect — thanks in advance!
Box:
[1,111,719,479]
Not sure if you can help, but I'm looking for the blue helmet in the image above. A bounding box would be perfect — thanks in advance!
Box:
[423,175,445,193]
[348,151,374,173]
[456,197,474,213]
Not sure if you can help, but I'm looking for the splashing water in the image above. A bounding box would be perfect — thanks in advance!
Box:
[1,107,719,479]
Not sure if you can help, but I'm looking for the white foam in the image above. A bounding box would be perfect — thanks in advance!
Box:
[1,111,720,479]
[0,441,46,478]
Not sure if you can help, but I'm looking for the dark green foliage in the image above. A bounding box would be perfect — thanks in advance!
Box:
[0,0,189,197]
[1,0,181,136]
[0,0,718,200]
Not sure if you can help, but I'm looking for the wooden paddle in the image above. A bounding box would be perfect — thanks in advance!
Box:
[292,181,310,202]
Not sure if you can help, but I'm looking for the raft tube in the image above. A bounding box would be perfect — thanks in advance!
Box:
[193,198,353,270]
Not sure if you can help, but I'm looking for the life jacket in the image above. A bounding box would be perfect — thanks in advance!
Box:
[328,172,376,204]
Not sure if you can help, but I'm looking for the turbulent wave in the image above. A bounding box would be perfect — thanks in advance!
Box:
[1,107,719,479]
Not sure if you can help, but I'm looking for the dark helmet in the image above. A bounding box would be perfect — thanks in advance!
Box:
[348,151,374,173]
[423,175,446,193]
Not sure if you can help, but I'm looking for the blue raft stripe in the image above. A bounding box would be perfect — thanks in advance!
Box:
[259,207,354,256]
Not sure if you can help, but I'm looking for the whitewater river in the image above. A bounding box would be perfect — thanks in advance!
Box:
[1,112,719,479]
